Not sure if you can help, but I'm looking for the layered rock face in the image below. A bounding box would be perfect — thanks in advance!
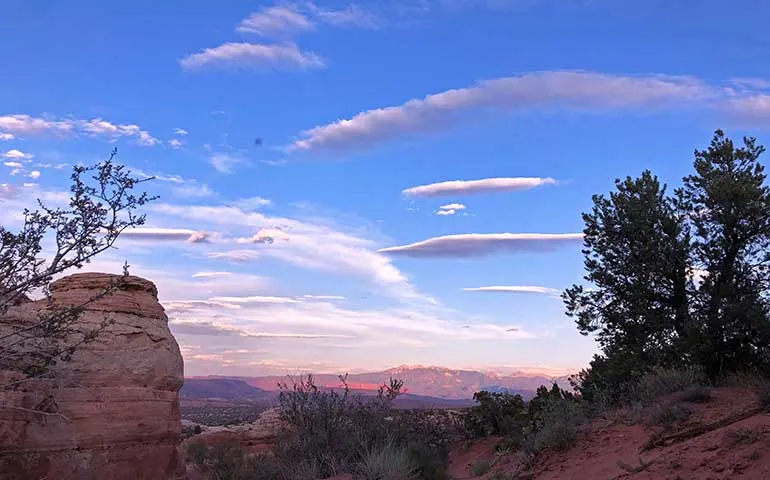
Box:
[0,273,186,480]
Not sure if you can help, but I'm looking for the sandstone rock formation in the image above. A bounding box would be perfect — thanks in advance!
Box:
[0,273,186,480]
[184,407,285,456]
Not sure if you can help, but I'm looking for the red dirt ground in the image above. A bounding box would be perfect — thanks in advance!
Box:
[447,388,770,480]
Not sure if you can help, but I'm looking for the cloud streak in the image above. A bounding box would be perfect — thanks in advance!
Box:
[405,177,557,197]
[119,227,213,243]
[379,233,583,257]
[463,285,561,295]
[180,42,326,71]
[285,70,721,153]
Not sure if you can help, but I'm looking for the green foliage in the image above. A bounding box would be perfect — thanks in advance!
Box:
[565,129,770,407]
[464,383,584,461]
[464,391,528,438]
[527,394,584,453]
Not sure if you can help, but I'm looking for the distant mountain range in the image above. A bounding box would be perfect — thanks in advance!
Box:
[182,365,575,405]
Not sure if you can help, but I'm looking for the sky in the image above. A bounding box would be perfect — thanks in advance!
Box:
[2,0,770,378]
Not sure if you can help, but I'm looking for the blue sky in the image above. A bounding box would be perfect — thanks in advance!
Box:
[2,0,770,377]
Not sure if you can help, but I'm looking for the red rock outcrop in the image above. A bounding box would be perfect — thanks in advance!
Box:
[0,273,186,480]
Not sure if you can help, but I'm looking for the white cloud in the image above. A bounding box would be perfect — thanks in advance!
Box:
[285,71,717,153]
[231,196,272,210]
[2,149,33,160]
[303,294,346,301]
[236,227,291,244]
[119,227,213,243]
[180,42,326,71]
[207,250,262,262]
[435,202,466,216]
[210,295,301,305]
[3,161,23,168]
[78,118,159,145]
[0,133,13,141]
[209,152,247,173]
[0,114,158,146]
[463,285,561,295]
[168,138,184,149]
[173,128,189,136]
[27,170,40,180]
[192,271,233,279]
[404,177,557,197]
[0,114,74,135]
[151,203,427,302]
[236,5,315,37]
[172,183,214,198]
[378,233,583,257]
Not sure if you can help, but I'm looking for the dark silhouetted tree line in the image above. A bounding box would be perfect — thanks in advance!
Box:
[564,130,770,403]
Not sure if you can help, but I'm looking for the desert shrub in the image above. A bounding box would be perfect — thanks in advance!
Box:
[185,439,268,480]
[470,458,493,476]
[274,373,405,478]
[528,397,584,453]
[356,441,418,480]
[389,409,460,480]
[631,366,707,404]
[644,403,692,428]
[677,385,712,403]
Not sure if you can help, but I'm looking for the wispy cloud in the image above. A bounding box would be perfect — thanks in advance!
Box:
[306,3,380,29]
[168,138,184,149]
[173,128,189,136]
[120,227,213,243]
[231,196,272,210]
[378,233,583,257]
[3,161,23,168]
[2,149,32,160]
[463,285,561,295]
[151,202,429,302]
[237,2,380,38]
[0,133,14,141]
[236,5,315,37]
[170,319,353,339]
[435,202,466,216]
[209,152,248,173]
[285,71,718,153]
[172,183,214,198]
[180,42,326,71]
[0,114,159,146]
[404,177,557,197]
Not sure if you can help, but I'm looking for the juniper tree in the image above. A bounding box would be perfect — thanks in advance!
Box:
[563,170,691,385]
[677,130,770,377]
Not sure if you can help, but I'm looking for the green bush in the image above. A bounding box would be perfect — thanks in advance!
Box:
[463,391,528,438]
[529,397,584,453]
